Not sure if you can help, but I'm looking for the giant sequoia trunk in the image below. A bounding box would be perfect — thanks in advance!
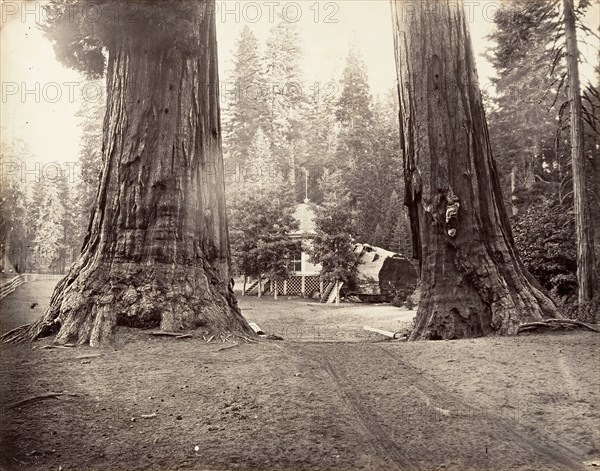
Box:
[4,4,254,346]
[390,0,561,340]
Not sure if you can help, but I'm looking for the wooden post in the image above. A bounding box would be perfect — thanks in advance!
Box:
[258,276,262,298]
[319,279,324,298]
[274,279,278,300]
[242,276,247,296]
[335,279,340,305]
[301,275,306,297]
[283,279,288,296]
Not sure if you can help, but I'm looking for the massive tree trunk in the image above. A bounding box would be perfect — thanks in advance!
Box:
[391,0,561,340]
[563,0,595,304]
[3,3,254,346]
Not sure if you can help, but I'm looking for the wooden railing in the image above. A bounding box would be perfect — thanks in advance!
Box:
[0,274,64,301]
[0,275,26,300]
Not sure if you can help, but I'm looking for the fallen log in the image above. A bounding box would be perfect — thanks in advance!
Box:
[149,332,192,339]
[363,326,405,339]
[248,322,265,335]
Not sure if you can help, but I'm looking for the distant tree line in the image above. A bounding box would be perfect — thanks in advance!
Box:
[0,89,104,275]
[223,21,413,287]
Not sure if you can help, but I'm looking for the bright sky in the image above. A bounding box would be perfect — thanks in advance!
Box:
[1,1,598,169]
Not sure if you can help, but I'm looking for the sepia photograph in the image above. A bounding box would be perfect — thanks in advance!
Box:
[0,0,599,469]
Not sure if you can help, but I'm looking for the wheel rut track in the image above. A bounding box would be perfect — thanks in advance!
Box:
[376,345,586,470]
[320,354,418,470]
[294,342,586,471]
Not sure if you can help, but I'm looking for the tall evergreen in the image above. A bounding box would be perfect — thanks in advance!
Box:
[0,140,29,273]
[298,85,339,203]
[31,179,65,273]
[487,0,567,210]
[74,84,104,249]
[263,19,307,189]
[227,156,299,288]
[309,170,358,288]
[223,26,267,168]
[335,44,374,171]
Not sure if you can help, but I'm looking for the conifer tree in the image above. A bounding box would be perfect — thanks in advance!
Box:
[223,26,267,168]
[309,170,358,289]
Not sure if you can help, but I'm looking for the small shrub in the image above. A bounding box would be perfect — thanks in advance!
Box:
[391,293,405,308]
[576,299,600,324]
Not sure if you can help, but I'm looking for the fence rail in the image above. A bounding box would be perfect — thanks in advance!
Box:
[0,274,64,301]
[0,275,26,300]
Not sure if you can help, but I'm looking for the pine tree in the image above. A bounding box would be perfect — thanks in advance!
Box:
[58,175,81,273]
[378,190,402,250]
[487,0,567,211]
[227,123,300,293]
[31,179,65,274]
[222,26,267,168]
[562,0,595,303]
[334,45,375,240]
[0,140,29,273]
[335,44,373,169]
[309,170,358,288]
[297,86,339,203]
[372,223,386,248]
[243,128,275,189]
[263,18,306,191]
[336,44,373,132]
[391,217,413,259]
[228,178,299,291]
[74,83,104,248]
[488,0,598,305]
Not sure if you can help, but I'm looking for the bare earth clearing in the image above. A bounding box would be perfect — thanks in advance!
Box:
[0,281,599,470]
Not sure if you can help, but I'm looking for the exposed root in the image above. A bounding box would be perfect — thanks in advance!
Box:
[517,318,599,334]
[0,320,57,345]
[2,262,256,347]
[1,324,31,341]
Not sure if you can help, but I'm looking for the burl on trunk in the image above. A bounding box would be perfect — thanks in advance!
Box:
[391,0,561,340]
[4,4,253,346]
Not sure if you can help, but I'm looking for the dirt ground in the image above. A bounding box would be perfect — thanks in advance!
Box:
[0,281,599,471]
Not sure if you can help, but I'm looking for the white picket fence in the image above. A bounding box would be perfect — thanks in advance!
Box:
[0,274,64,301]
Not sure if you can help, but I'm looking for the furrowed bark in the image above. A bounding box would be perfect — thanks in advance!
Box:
[3,3,253,346]
[563,0,595,304]
[390,0,561,340]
